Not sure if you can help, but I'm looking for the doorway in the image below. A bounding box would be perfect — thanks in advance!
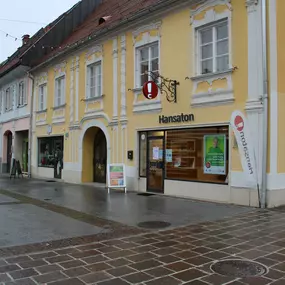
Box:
[147,136,165,193]
[93,129,107,183]
[6,131,12,173]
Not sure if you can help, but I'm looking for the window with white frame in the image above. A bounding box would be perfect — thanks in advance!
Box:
[136,42,159,87]
[87,61,102,98]
[55,76,65,107]
[38,84,46,111]
[18,81,25,106]
[5,87,12,111]
[197,20,229,75]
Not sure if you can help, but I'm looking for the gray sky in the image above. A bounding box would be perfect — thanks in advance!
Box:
[0,0,80,62]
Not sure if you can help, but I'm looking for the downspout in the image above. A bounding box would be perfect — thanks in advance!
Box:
[27,72,34,178]
[261,0,268,208]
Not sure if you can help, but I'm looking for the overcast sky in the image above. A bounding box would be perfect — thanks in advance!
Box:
[0,0,80,62]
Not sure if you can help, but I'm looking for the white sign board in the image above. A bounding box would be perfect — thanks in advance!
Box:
[107,163,127,193]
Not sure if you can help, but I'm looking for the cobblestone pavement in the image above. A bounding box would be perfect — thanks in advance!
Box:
[1,209,285,284]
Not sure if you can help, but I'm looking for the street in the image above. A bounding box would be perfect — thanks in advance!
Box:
[0,177,284,284]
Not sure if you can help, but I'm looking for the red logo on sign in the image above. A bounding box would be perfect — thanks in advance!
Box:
[234,115,244,132]
[142,81,158,99]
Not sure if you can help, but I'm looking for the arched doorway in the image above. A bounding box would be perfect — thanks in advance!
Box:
[4,130,12,173]
[82,127,107,183]
[93,129,107,183]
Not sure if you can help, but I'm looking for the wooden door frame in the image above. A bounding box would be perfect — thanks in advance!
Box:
[146,135,165,193]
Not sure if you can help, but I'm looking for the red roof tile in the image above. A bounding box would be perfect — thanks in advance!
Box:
[33,0,162,66]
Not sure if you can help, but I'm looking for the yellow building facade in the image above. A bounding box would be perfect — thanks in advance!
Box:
[30,0,283,207]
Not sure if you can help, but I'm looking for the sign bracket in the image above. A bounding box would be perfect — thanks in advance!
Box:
[147,71,179,103]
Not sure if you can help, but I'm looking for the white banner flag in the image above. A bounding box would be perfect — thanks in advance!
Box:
[230,110,258,188]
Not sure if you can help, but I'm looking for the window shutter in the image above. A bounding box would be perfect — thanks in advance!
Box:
[87,67,90,98]
[61,77,65,104]
[44,85,47,110]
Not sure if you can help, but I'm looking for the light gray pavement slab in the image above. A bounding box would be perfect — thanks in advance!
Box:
[0,176,254,229]
[0,194,19,204]
[0,203,108,248]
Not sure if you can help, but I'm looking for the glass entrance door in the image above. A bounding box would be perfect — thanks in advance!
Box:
[147,137,164,193]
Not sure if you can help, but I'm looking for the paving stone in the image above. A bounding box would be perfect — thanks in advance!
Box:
[152,247,178,256]
[265,253,285,262]
[59,259,86,269]
[5,278,37,285]
[71,249,101,259]
[153,241,179,248]
[5,256,32,264]
[129,259,163,271]
[33,271,67,283]
[86,262,112,272]
[173,268,207,282]
[184,256,213,266]
[174,250,200,259]
[80,271,113,283]
[0,273,12,282]
[115,242,138,250]
[63,266,91,278]
[106,265,137,277]
[18,259,47,269]
[238,249,268,259]
[46,254,74,264]
[145,276,182,285]
[9,268,39,279]
[97,278,130,285]
[76,243,102,251]
[105,249,136,259]
[239,276,273,285]
[183,280,210,285]
[127,252,157,262]
[144,266,174,277]
[122,272,153,283]
[55,248,81,255]
[132,245,158,253]
[273,262,285,272]
[203,250,229,260]
[48,278,85,285]
[156,255,181,264]
[36,264,63,274]
[0,264,20,273]
[136,238,159,245]
[264,268,285,280]
[81,254,109,264]
[29,251,58,260]
[201,274,237,285]
[166,261,191,272]
[254,257,280,267]
[270,279,285,285]
[98,246,121,253]
[106,257,132,267]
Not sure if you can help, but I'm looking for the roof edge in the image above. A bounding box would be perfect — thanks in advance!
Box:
[30,0,198,73]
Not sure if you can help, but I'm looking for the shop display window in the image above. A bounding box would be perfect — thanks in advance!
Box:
[38,136,64,168]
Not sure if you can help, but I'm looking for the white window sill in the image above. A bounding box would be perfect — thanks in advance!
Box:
[83,94,104,102]
[190,68,234,81]
[17,103,28,109]
[5,108,13,113]
[36,109,47,114]
[52,103,66,110]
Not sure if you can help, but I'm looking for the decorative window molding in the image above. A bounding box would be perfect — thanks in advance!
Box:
[190,0,234,107]
[5,87,13,112]
[54,75,66,107]
[54,61,67,77]
[84,46,104,114]
[132,22,162,114]
[36,72,48,86]
[38,83,47,112]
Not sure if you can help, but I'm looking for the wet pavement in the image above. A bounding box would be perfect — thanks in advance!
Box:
[1,177,285,284]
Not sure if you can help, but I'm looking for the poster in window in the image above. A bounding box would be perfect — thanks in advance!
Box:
[203,135,226,175]
[153,147,159,160]
[166,149,172,162]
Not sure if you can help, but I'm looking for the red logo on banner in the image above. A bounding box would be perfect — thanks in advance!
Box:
[234,115,244,132]
[142,81,158,99]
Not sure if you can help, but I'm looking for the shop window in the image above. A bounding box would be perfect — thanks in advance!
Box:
[165,127,228,184]
[136,42,159,87]
[38,136,64,168]
[139,132,147,177]
[55,76,65,107]
[197,20,229,74]
[87,61,102,98]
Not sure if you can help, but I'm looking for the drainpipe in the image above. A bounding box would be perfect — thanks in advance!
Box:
[27,72,34,178]
[261,0,268,208]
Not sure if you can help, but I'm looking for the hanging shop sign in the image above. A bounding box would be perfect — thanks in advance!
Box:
[159,113,195,124]
[230,110,258,188]
[107,163,127,193]
[142,81,159,99]
[203,134,226,175]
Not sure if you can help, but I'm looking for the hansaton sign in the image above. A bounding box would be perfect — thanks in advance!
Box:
[142,81,159,99]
